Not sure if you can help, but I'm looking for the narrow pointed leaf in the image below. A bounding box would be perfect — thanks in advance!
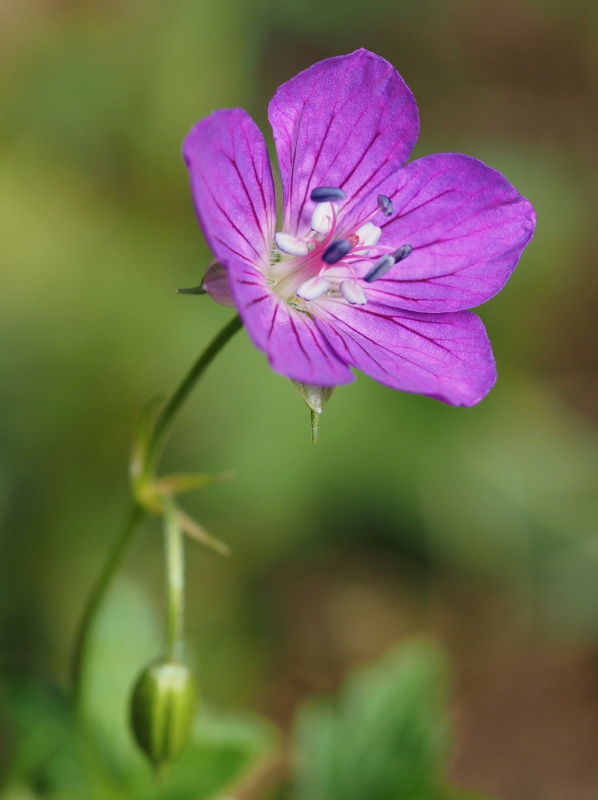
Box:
[176,509,230,556]
[151,471,235,497]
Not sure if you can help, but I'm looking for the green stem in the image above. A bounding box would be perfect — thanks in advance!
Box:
[71,314,243,710]
[164,500,185,662]
[310,409,320,444]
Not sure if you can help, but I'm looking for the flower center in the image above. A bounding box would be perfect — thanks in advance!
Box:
[268,187,411,309]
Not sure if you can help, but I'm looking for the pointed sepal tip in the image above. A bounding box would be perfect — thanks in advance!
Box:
[291,381,335,443]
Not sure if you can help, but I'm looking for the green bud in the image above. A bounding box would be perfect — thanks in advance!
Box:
[291,382,335,443]
[130,660,198,768]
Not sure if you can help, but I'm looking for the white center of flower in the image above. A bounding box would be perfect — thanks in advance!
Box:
[268,187,411,309]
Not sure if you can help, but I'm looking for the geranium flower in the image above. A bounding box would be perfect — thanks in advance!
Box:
[183,49,535,406]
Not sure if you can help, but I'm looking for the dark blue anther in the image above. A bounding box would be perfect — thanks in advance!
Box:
[322,238,351,265]
[364,254,395,283]
[364,245,413,283]
[377,194,394,217]
[393,244,413,262]
[310,187,347,203]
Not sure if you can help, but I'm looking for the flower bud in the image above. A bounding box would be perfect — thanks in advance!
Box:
[130,660,198,768]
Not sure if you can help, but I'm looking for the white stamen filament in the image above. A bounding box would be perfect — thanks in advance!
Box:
[275,232,311,257]
[339,280,368,305]
[354,222,382,246]
[311,202,336,236]
[296,275,331,301]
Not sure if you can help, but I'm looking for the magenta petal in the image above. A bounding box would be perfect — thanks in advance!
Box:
[183,108,276,271]
[269,49,419,238]
[366,154,535,313]
[315,299,496,406]
[224,256,354,386]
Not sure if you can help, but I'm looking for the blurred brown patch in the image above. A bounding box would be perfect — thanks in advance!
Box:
[260,553,598,800]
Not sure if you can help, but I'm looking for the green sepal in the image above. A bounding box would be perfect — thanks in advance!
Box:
[291,382,335,443]
[291,381,335,414]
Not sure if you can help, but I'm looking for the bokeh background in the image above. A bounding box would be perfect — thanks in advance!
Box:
[1,0,598,797]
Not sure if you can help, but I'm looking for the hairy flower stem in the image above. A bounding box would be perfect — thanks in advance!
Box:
[310,409,320,444]
[71,314,243,713]
[164,499,185,662]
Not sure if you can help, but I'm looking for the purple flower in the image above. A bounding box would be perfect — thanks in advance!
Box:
[184,49,535,406]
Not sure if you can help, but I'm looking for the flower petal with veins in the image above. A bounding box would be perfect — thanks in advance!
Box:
[269,49,419,237]
[184,49,535,406]
[316,299,495,406]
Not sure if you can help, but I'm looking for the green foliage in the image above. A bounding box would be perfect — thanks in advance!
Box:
[2,642,492,800]
[293,642,463,800]
[0,672,275,800]
[0,677,84,796]
[164,711,276,800]
[76,576,275,796]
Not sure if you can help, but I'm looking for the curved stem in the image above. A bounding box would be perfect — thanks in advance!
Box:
[71,314,243,711]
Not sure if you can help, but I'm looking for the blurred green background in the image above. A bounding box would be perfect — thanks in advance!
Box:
[1,0,598,797]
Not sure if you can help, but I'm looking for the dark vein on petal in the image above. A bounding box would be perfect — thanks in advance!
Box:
[213,236,257,268]
[329,321,395,377]
[295,112,337,234]
[267,304,279,340]
[356,306,461,358]
[334,315,448,377]
[390,164,453,217]
[388,188,456,228]
[289,314,311,363]
[303,319,335,367]
[237,278,264,287]
[221,148,268,256]
[241,123,272,232]
[339,130,383,190]
[201,177,262,261]
[245,294,269,308]
[321,101,381,187]
[287,101,307,232]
